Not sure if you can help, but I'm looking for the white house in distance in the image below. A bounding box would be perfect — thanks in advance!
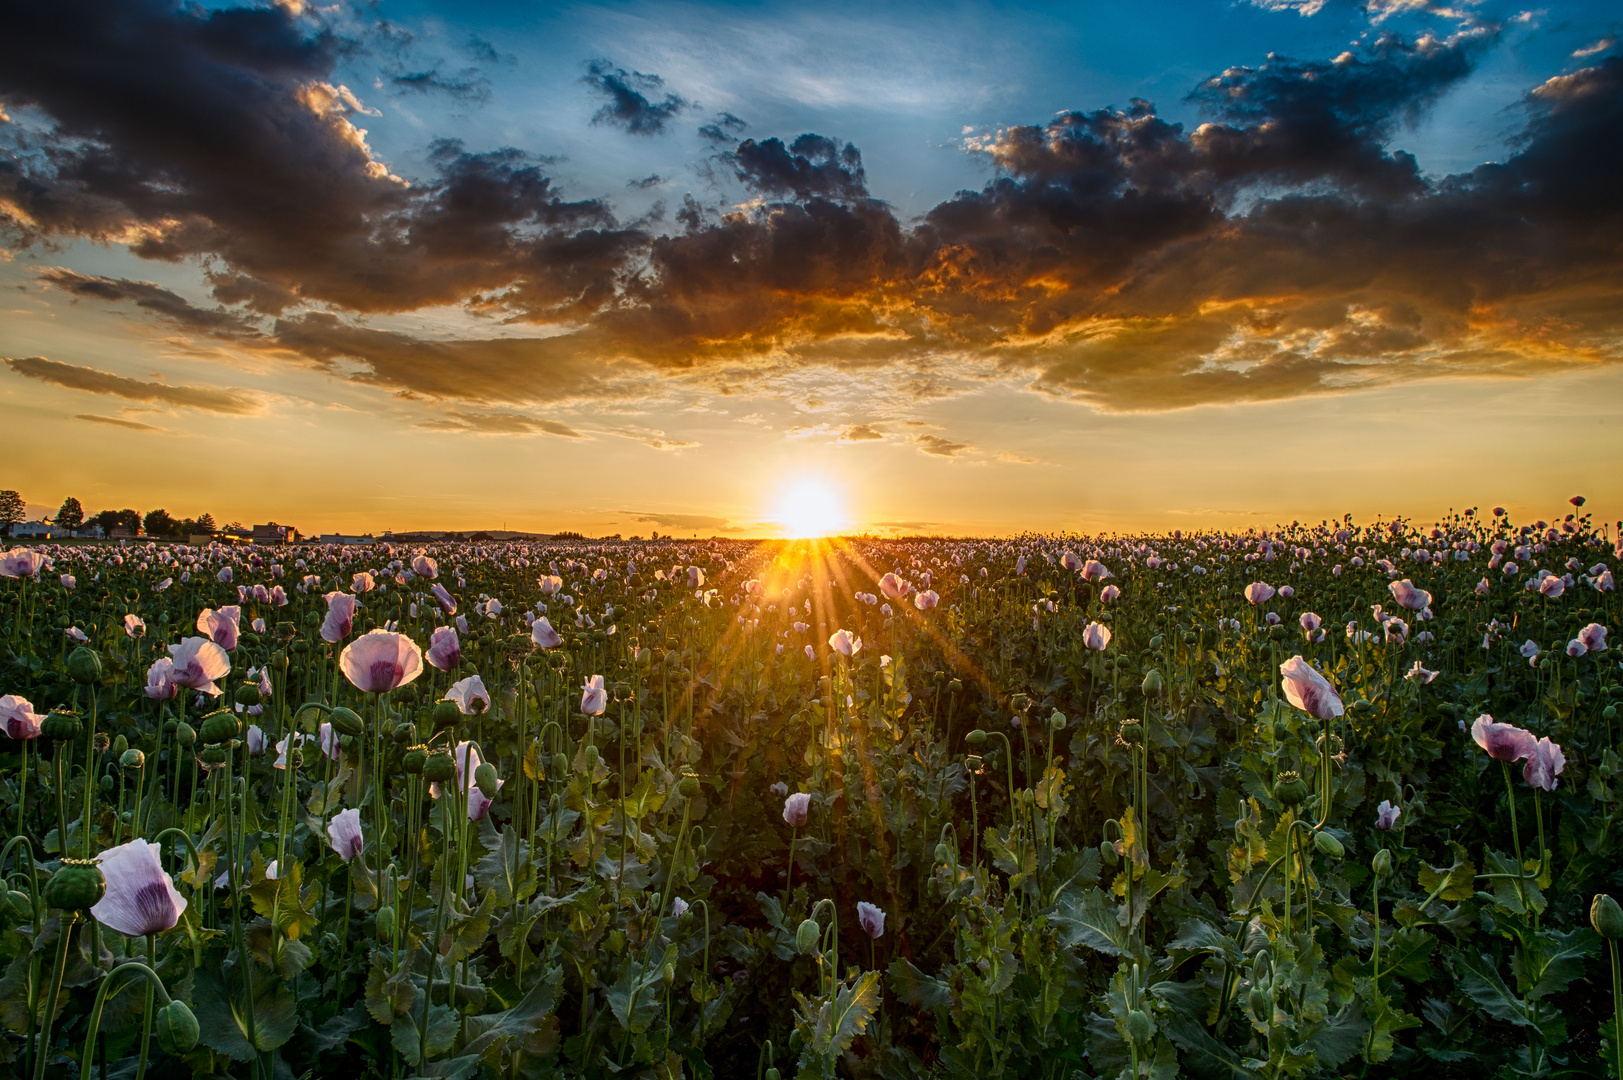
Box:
[13,519,67,539]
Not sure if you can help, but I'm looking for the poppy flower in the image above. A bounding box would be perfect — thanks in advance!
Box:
[580,675,607,715]
[1279,656,1343,721]
[91,839,186,937]
[783,792,811,826]
[327,808,364,861]
[1471,714,1537,762]
[338,630,424,693]
[856,901,886,939]
[168,637,230,697]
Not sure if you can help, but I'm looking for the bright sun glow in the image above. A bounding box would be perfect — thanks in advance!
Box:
[776,481,846,538]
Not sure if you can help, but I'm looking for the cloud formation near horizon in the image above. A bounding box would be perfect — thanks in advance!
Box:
[2,0,1620,419]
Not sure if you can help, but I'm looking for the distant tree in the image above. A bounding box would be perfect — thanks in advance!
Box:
[469,531,493,542]
[86,510,120,535]
[0,490,23,536]
[197,512,216,533]
[143,509,178,537]
[223,521,247,534]
[55,497,84,532]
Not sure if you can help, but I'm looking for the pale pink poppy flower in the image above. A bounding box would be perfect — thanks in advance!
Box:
[1100,585,1121,603]
[783,792,811,826]
[445,674,491,715]
[196,606,241,651]
[828,629,862,656]
[272,733,302,770]
[1265,612,1281,625]
[216,566,233,584]
[1060,551,1081,571]
[1374,800,1401,830]
[168,637,230,697]
[123,614,146,638]
[1015,556,1027,575]
[687,567,705,588]
[60,574,76,590]
[426,625,461,670]
[671,896,689,917]
[1566,639,1587,657]
[252,617,266,634]
[1471,715,1537,762]
[1279,656,1343,721]
[455,614,469,635]
[91,838,186,936]
[878,573,906,599]
[0,695,44,739]
[467,774,501,820]
[155,577,173,591]
[338,630,424,693]
[245,725,266,754]
[1523,737,1565,791]
[327,808,364,861]
[914,590,940,610]
[411,554,438,579]
[1083,622,1111,651]
[1405,661,1439,684]
[580,675,607,715]
[64,626,88,643]
[1383,619,1408,645]
[1595,570,1615,592]
[1519,640,1541,660]
[145,657,178,700]
[352,572,375,593]
[0,549,46,578]
[1475,578,1490,596]
[531,616,562,649]
[432,582,457,614]
[804,644,815,660]
[269,585,288,606]
[770,781,789,798]
[1388,579,1430,611]
[1299,612,1322,633]
[1080,560,1111,582]
[1244,582,1275,605]
[321,592,358,643]
[539,575,562,595]
[856,900,886,939]
[1278,585,1295,599]
[1577,623,1609,652]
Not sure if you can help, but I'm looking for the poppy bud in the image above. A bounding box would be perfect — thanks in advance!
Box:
[583,745,600,771]
[423,753,455,783]
[99,774,115,793]
[1312,831,1344,859]
[795,918,821,954]
[551,752,568,778]
[1100,839,1120,866]
[329,707,364,737]
[112,734,128,757]
[1372,848,1393,879]
[402,748,426,775]
[474,762,499,799]
[433,700,461,731]
[1049,711,1066,732]
[155,1000,200,1055]
[44,859,105,911]
[375,905,396,940]
[1248,986,1270,1019]
[120,748,145,769]
[6,889,31,920]
[966,729,988,748]
[392,721,416,745]
[1592,893,1623,940]
[1140,669,1164,698]
[174,721,196,748]
[67,647,104,684]
[1126,1009,1154,1045]
[766,1070,781,1080]
[198,711,239,745]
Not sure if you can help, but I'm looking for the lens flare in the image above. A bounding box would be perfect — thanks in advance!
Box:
[776,482,845,538]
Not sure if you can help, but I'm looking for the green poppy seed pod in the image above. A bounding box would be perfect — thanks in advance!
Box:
[1010,693,1030,712]
[583,745,600,771]
[474,762,500,799]
[1049,711,1066,733]
[766,1070,782,1080]
[1248,986,1270,1019]
[948,678,963,695]
[1591,893,1623,940]
[44,859,106,911]
[1100,839,1121,866]
[329,706,364,737]
[1372,848,1394,880]
[551,752,568,779]
[401,748,426,775]
[199,745,229,767]
[1126,1009,1154,1045]
[40,709,83,743]
[234,683,261,707]
[94,732,110,753]
[174,721,196,748]
[935,842,952,864]
[99,773,115,792]
[1119,720,1144,744]
[1604,704,1618,722]
[795,918,821,954]
[678,774,700,798]
[1148,634,1164,651]
[111,734,128,757]
[66,646,104,684]
[8,889,33,920]
[1140,669,1164,698]
[375,905,397,941]
[662,961,675,984]
[966,729,988,748]
[1273,772,1308,806]
[1183,631,1197,646]
[423,753,456,783]
[432,700,461,731]
[197,711,239,745]
[392,721,417,745]
[1313,831,1344,859]
[155,999,200,1056]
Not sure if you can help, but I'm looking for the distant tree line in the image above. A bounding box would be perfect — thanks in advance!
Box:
[0,489,218,538]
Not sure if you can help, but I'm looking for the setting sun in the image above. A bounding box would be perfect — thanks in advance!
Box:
[775,480,846,538]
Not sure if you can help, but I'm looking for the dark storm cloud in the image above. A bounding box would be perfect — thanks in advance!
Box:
[698,112,749,144]
[582,62,690,136]
[390,66,491,105]
[3,5,1620,416]
[5,356,259,414]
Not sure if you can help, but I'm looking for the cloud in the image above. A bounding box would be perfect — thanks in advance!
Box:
[389,66,491,104]
[75,413,164,432]
[628,174,666,189]
[40,268,260,334]
[913,433,969,457]
[996,450,1039,464]
[414,411,585,437]
[698,111,749,144]
[625,510,732,530]
[724,134,868,201]
[582,61,689,135]
[839,423,886,441]
[6,356,260,414]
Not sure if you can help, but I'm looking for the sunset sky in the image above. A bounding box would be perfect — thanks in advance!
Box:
[2,0,1619,537]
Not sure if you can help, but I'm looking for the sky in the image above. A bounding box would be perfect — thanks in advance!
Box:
[1,0,1620,538]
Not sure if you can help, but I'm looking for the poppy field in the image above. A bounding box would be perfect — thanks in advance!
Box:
[0,505,1620,1080]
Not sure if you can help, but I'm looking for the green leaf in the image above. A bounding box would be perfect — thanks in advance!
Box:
[1305,1001,1369,1068]
[442,888,496,964]
[815,970,881,1058]
[365,955,417,1024]
[1512,927,1599,1001]
[887,957,950,1011]
[393,1003,459,1066]
[1050,887,1129,956]
[1450,950,1533,1026]
[606,954,668,1036]
[193,964,298,1060]
[1416,844,1475,903]
[460,966,563,1058]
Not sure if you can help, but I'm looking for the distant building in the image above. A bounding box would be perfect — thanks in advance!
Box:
[251,522,299,545]
[13,519,65,539]
[317,533,375,546]
[109,524,140,539]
